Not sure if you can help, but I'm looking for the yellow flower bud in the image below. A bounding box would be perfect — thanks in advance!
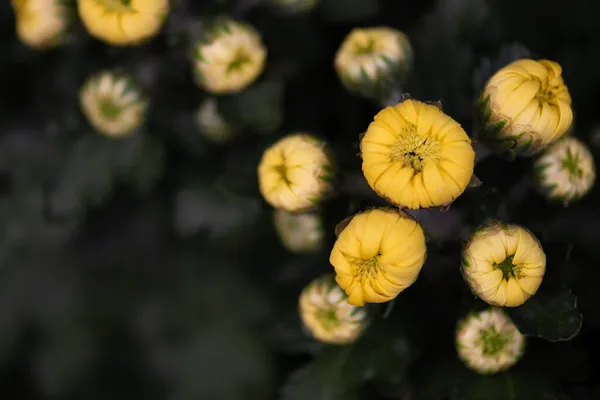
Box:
[193,18,267,95]
[479,59,573,156]
[258,134,333,212]
[361,99,475,209]
[77,0,169,46]
[462,222,546,307]
[533,137,596,206]
[456,308,525,375]
[272,0,319,13]
[299,275,368,344]
[80,70,148,138]
[330,208,426,307]
[196,98,238,143]
[274,209,324,253]
[12,0,71,49]
[334,27,413,99]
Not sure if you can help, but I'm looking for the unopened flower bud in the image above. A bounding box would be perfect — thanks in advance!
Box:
[533,137,595,206]
[12,0,71,49]
[456,308,525,375]
[462,222,546,307]
[335,27,413,99]
[361,99,475,209]
[196,98,238,143]
[80,70,148,138]
[330,208,426,307]
[299,275,368,344]
[193,18,267,95]
[274,209,324,253]
[258,134,333,212]
[478,59,573,157]
[77,0,169,46]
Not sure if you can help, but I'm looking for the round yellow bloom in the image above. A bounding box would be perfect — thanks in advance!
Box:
[479,59,573,157]
[193,18,267,95]
[330,208,426,307]
[272,0,319,13]
[258,134,333,212]
[335,27,413,99]
[361,99,475,209]
[12,0,71,49]
[456,308,525,375]
[196,98,238,143]
[80,70,148,138]
[533,137,596,206]
[77,0,169,46]
[299,275,368,344]
[274,209,324,253]
[462,222,546,307]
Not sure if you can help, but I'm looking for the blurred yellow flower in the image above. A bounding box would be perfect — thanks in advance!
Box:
[479,59,573,157]
[77,0,169,46]
[462,222,546,307]
[272,0,319,13]
[258,134,333,212]
[196,98,238,143]
[330,208,426,307]
[80,70,148,138]
[299,275,368,344]
[533,137,596,206]
[361,99,475,209]
[193,18,267,94]
[456,308,525,375]
[12,0,71,48]
[274,209,324,253]
[335,27,412,99]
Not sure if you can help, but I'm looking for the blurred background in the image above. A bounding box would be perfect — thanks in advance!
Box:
[1,0,600,398]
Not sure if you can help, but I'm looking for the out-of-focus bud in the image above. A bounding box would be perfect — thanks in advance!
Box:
[257,134,333,212]
[271,0,319,14]
[299,275,368,344]
[478,59,573,157]
[361,99,475,209]
[273,209,324,253]
[533,137,595,206]
[77,0,169,46]
[462,222,546,307]
[456,308,525,375]
[12,0,71,49]
[330,208,426,307]
[334,27,413,99]
[80,70,148,138]
[196,98,239,143]
[192,18,267,95]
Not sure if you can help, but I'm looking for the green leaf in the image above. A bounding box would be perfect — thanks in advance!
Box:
[506,285,582,342]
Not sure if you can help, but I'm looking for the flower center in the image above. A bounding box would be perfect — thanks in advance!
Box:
[494,255,522,281]
[354,254,382,281]
[227,47,252,73]
[98,98,122,120]
[479,327,509,356]
[317,309,339,332]
[561,148,583,179]
[535,80,561,104]
[389,124,440,173]
[353,38,376,56]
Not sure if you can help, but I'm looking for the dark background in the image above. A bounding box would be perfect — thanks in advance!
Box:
[0,0,599,398]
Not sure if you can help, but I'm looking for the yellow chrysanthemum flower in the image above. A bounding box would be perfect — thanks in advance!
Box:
[361,99,475,209]
[12,0,71,49]
[196,98,238,143]
[299,275,368,344]
[456,308,525,375]
[77,0,169,46]
[258,134,333,212]
[193,18,267,95]
[533,137,596,206]
[330,208,426,307]
[80,70,148,138]
[272,0,319,13]
[462,222,546,307]
[335,27,413,99]
[479,59,573,157]
[274,209,324,253]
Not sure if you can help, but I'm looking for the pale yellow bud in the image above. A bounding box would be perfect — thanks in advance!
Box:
[462,222,546,308]
[196,98,238,143]
[273,209,324,253]
[12,0,71,49]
